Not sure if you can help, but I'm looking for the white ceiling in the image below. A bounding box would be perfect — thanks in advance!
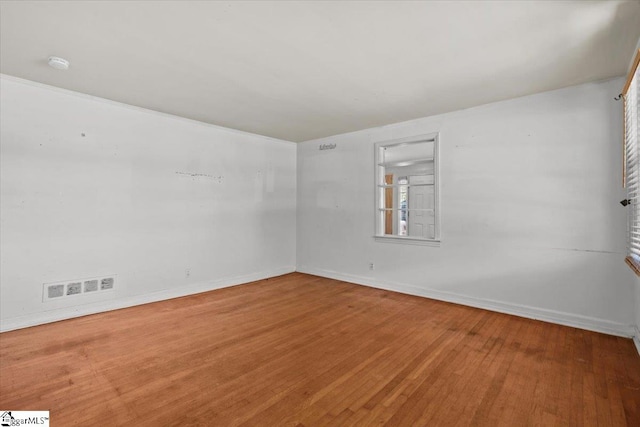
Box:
[1,1,639,142]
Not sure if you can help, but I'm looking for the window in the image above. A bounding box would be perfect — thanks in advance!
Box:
[624,49,640,275]
[375,133,440,244]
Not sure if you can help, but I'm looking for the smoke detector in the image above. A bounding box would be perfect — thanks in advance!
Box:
[48,56,70,70]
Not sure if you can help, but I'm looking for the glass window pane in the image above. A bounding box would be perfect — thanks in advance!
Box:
[375,134,439,241]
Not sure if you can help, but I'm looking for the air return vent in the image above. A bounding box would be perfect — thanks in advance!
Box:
[43,275,116,302]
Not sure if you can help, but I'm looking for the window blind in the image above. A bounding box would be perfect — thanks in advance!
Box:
[624,50,640,274]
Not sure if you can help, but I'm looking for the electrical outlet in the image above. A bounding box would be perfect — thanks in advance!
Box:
[67,282,82,295]
[369,262,375,270]
[84,280,98,292]
[185,269,191,278]
[100,277,114,290]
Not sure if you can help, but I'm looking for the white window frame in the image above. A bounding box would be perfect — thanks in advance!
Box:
[374,133,441,246]
[624,49,640,275]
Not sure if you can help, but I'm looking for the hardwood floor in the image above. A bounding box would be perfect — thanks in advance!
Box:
[1,272,639,426]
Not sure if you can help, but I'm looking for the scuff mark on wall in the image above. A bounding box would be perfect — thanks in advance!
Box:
[175,171,224,183]
[550,247,621,254]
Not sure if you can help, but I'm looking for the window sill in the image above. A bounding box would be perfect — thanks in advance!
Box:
[625,256,640,277]
[374,235,441,247]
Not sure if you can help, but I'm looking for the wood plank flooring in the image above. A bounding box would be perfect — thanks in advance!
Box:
[1,273,639,426]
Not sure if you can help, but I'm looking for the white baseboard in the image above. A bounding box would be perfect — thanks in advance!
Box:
[4,265,637,347]
[0,266,295,333]
[297,266,635,339]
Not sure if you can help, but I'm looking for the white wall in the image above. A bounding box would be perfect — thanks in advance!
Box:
[297,77,637,337]
[0,76,297,331]
[2,73,636,340]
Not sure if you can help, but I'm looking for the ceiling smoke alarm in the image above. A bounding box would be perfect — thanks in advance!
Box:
[48,56,70,70]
